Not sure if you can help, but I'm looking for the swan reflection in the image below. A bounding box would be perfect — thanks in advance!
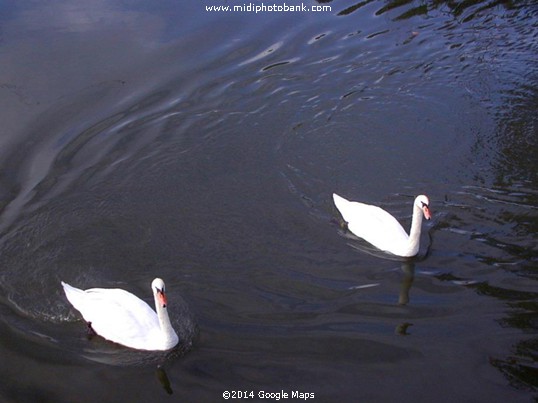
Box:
[398,261,415,306]
[156,365,173,395]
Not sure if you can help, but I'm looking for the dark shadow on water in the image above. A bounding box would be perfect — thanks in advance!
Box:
[473,283,538,396]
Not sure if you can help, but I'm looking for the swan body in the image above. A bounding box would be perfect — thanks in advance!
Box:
[333,193,431,257]
[62,278,179,351]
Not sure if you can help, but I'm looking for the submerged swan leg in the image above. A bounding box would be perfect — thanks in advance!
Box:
[86,321,97,339]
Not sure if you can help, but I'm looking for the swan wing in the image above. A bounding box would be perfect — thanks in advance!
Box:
[62,282,161,350]
[333,193,409,254]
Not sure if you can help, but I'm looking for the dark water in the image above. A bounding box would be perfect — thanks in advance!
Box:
[0,0,537,401]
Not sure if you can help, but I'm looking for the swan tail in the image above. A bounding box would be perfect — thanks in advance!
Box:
[333,193,354,221]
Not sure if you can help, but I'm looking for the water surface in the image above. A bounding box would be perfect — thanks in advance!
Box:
[0,0,537,401]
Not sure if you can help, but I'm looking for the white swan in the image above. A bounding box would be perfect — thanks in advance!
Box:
[333,193,431,257]
[62,278,179,351]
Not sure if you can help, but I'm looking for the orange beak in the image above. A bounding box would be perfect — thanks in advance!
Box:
[157,290,168,308]
[423,205,432,220]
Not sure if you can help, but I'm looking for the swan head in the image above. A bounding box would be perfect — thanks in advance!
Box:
[152,278,168,308]
[415,195,431,220]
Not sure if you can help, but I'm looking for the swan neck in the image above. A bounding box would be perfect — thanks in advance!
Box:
[406,203,424,255]
[154,295,179,347]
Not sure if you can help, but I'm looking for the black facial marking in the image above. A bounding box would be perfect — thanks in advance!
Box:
[156,288,167,308]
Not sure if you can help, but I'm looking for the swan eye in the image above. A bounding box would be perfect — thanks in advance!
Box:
[421,201,428,208]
